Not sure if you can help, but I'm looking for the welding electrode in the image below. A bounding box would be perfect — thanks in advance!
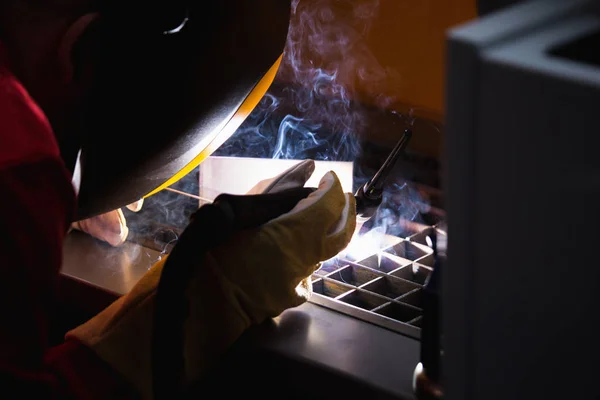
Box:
[354,129,412,221]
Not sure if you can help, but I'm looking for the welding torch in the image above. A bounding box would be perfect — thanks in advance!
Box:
[354,128,412,221]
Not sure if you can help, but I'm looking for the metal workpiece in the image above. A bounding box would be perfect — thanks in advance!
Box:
[359,253,411,273]
[408,316,423,328]
[328,263,383,286]
[374,301,421,323]
[339,289,389,310]
[385,240,433,263]
[391,264,433,286]
[399,289,424,308]
[408,225,447,247]
[339,233,404,263]
[311,233,434,340]
[361,275,421,299]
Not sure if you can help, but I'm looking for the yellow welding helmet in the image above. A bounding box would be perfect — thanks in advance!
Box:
[74,0,291,220]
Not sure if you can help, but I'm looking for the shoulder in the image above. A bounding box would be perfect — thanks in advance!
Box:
[0,49,61,170]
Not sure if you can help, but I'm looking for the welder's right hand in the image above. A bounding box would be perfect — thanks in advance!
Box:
[66,166,356,400]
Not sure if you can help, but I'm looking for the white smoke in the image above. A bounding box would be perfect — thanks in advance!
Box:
[217,0,401,162]
[216,0,431,239]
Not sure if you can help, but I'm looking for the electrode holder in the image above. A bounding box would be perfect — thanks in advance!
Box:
[355,129,412,221]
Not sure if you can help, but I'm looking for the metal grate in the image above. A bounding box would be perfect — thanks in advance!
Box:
[309,224,445,340]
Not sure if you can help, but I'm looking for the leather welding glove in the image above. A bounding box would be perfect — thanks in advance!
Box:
[67,161,356,400]
[246,158,315,195]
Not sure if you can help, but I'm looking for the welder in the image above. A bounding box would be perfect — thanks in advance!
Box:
[0,1,356,398]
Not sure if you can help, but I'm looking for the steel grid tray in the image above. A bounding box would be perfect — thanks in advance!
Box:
[309,224,445,340]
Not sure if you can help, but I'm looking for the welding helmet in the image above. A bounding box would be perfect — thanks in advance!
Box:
[73,0,291,219]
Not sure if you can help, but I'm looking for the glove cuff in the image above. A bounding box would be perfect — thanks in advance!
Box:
[66,255,254,400]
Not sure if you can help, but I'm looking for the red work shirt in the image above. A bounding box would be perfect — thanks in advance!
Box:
[0,42,134,398]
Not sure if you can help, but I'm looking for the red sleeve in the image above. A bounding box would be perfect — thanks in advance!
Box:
[0,43,136,399]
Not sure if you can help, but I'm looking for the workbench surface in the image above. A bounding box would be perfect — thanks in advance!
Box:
[61,230,419,399]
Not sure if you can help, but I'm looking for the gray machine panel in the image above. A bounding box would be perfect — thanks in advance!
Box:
[445,1,600,399]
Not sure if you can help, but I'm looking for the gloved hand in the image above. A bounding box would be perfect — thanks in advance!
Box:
[66,160,356,399]
[71,199,144,246]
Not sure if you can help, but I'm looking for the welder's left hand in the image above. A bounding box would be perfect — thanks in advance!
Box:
[71,199,143,246]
